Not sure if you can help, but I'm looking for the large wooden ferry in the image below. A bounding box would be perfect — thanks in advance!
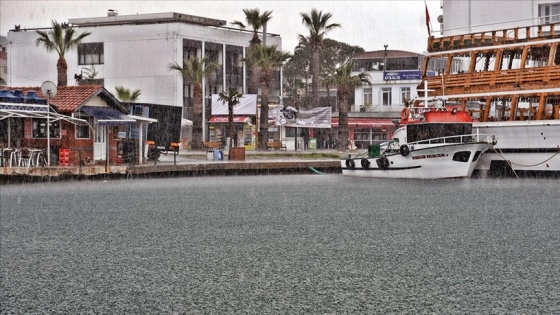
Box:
[419,22,560,176]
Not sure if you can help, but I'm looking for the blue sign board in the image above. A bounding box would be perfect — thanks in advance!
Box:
[383,70,423,80]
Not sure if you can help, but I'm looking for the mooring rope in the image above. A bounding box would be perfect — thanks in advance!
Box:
[492,146,560,167]
[308,166,324,174]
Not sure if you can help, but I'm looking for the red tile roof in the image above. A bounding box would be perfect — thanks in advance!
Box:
[5,85,125,114]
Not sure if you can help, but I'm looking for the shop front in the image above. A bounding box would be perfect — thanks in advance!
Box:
[207,115,255,150]
[331,118,395,149]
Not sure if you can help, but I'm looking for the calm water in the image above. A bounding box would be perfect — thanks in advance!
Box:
[1,175,559,314]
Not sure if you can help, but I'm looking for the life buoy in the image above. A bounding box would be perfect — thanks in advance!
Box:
[361,158,370,169]
[376,157,389,170]
[401,107,411,120]
[400,144,410,157]
[345,158,355,169]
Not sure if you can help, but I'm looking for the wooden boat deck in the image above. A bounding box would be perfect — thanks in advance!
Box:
[420,22,560,122]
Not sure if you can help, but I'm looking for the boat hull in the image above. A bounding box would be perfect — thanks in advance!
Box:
[341,142,490,179]
[473,120,560,173]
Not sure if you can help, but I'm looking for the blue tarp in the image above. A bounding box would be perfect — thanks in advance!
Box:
[81,106,135,126]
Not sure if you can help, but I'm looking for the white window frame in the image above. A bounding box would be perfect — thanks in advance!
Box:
[363,87,372,106]
[381,87,392,106]
[539,3,560,24]
[400,87,411,105]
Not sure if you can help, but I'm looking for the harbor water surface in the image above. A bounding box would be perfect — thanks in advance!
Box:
[1,175,559,314]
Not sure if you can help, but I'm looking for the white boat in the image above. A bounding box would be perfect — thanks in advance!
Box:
[419,22,560,176]
[473,120,560,176]
[341,110,496,179]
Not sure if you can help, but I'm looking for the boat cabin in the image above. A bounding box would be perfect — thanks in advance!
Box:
[393,122,473,146]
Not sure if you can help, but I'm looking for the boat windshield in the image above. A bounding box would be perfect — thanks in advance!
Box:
[407,123,472,143]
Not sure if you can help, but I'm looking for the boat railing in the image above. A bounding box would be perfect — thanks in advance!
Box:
[409,134,494,147]
[425,65,560,93]
[428,22,560,52]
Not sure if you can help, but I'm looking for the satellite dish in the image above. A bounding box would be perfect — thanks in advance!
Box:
[41,81,57,99]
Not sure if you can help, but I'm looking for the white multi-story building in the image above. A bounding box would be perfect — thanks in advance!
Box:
[439,0,559,36]
[347,49,448,148]
[352,50,442,112]
[6,11,282,146]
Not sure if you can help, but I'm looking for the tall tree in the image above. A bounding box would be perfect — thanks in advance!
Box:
[300,9,340,108]
[232,8,273,94]
[249,45,291,150]
[115,86,141,102]
[324,59,370,151]
[168,56,217,149]
[35,20,91,87]
[284,38,365,104]
[218,88,243,151]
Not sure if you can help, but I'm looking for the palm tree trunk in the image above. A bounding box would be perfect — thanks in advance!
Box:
[338,96,349,151]
[57,57,68,87]
[259,82,269,150]
[228,103,235,149]
[192,83,203,149]
[312,48,320,108]
[247,44,260,95]
[249,65,259,95]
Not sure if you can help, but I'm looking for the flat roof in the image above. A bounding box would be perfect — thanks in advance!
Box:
[69,12,227,28]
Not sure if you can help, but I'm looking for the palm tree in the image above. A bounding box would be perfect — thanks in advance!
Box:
[115,86,141,102]
[218,88,243,151]
[231,8,272,46]
[300,9,340,108]
[168,56,217,149]
[249,45,291,150]
[324,59,370,151]
[35,20,91,87]
[293,36,313,107]
[232,8,273,94]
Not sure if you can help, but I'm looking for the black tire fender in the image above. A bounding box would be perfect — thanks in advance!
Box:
[376,157,389,170]
[361,158,370,169]
[400,144,410,157]
[345,158,355,169]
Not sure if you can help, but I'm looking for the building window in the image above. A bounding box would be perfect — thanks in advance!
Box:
[78,42,104,65]
[363,87,372,106]
[381,87,392,106]
[285,127,298,137]
[76,123,90,139]
[400,87,411,105]
[32,119,60,138]
[540,3,560,24]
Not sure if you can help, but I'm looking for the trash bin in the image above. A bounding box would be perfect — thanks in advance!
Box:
[368,144,381,158]
[309,138,317,150]
[213,149,223,161]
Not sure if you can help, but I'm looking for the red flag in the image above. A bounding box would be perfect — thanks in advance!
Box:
[425,2,431,36]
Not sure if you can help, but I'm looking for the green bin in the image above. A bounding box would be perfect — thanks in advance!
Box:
[309,138,317,150]
[368,144,381,158]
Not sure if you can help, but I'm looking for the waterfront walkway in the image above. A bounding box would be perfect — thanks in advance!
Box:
[1,148,352,182]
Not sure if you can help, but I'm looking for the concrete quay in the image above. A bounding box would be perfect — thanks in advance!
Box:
[0,149,346,183]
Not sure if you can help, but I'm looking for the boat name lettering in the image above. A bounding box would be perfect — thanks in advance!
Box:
[412,153,447,160]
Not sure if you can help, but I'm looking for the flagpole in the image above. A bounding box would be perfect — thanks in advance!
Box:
[424,0,432,37]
